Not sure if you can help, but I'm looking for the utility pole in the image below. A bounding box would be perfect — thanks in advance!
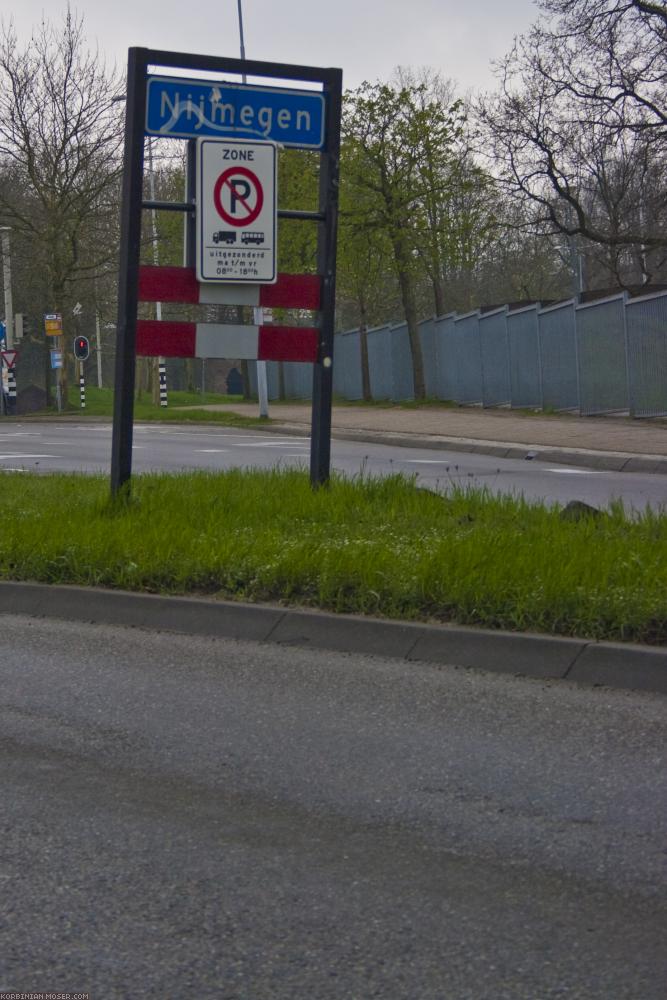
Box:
[0,227,15,416]
[0,227,14,348]
[236,0,269,418]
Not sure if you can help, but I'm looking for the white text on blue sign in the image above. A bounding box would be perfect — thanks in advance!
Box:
[146,76,325,150]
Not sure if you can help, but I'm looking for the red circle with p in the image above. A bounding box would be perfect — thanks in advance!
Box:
[213,166,264,226]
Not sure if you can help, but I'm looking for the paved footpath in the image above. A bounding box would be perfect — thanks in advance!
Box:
[197,401,667,473]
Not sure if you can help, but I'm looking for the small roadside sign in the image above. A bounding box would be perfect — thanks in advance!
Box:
[50,350,63,369]
[1,350,18,369]
[196,137,277,284]
[44,313,63,336]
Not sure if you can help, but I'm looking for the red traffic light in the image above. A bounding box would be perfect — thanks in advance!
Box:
[73,336,90,361]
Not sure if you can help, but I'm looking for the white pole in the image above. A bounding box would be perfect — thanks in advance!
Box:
[95,309,103,388]
[237,0,269,417]
[148,138,168,405]
[0,228,14,348]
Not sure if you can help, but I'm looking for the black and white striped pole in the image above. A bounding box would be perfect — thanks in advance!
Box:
[7,364,16,412]
[159,359,168,406]
[74,336,89,408]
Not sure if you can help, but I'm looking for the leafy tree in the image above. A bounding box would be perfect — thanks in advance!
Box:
[336,137,398,399]
[342,79,466,397]
[277,148,319,274]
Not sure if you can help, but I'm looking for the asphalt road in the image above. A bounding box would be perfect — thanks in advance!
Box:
[1,614,666,998]
[2,421,667,509]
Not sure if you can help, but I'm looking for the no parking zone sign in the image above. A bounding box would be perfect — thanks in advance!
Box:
[196,137,277,283]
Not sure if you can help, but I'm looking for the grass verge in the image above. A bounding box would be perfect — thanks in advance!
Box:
[1,468,666,644]
[28,387,266,427]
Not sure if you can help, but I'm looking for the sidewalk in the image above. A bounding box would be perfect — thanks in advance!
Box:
[190,401,667,474]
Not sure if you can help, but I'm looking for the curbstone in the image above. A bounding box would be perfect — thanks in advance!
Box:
[2,581,666,695]
[566,642,667,694]
[267,608,423,659]
[0,581,285,642]
[262,421,667,477]
[407,627,586,680]
[621,457,667,474]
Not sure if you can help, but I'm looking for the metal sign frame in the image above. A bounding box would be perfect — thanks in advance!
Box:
[111,47,342,497]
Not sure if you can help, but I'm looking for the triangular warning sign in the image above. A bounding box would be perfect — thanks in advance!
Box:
[1,350,18,369]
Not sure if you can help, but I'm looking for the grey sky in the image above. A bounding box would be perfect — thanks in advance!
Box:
[7,0,539,94]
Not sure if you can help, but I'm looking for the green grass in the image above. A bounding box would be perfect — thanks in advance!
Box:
[332,395,459,409]
[35,387,267,427]
[1,467,666,644]
[81,386,244,416]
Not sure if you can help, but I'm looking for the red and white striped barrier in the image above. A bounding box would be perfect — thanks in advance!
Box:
[139,266,321,310]
[136,320,319,362]
[137,266,321,362]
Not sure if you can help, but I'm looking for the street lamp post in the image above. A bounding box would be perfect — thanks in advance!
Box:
[237,0,247,64]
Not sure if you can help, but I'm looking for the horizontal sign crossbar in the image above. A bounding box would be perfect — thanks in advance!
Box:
[139,266,321,310]
[137,320,319,362]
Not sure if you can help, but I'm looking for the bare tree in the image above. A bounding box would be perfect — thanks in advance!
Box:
[0,7,124,400]
[477,0,667,284]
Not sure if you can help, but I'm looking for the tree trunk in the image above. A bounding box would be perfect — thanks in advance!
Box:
[236,305,253,399]
[241,360,252,400]
[358,297,372,401]
[135,357,144,402]
[359,323,371,402]
[151,358,160,405]
[395,260,426,399]
[432,275,447,318]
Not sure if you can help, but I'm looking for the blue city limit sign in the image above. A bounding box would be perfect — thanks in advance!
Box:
[145,75,325,150]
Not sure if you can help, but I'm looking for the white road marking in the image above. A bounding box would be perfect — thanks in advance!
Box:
[546,468,606,475]
[195,449,229,454]
[239,441,309,448]
[0,454,57,460]
[402,459,451,465]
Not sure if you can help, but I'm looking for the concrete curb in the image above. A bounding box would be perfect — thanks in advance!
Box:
[255,421,667,475]
[2,581,666,695]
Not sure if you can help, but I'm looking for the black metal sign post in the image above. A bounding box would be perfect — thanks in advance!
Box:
[310,73,342,488]
[110,46,342,499]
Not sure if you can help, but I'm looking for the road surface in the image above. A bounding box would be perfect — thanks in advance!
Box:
[1,614,666,998]
[2,421,667,508]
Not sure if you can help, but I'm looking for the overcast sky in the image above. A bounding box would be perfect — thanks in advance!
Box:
[6,1,539,95]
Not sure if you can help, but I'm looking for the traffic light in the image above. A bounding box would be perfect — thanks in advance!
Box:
[73,335,90,361]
